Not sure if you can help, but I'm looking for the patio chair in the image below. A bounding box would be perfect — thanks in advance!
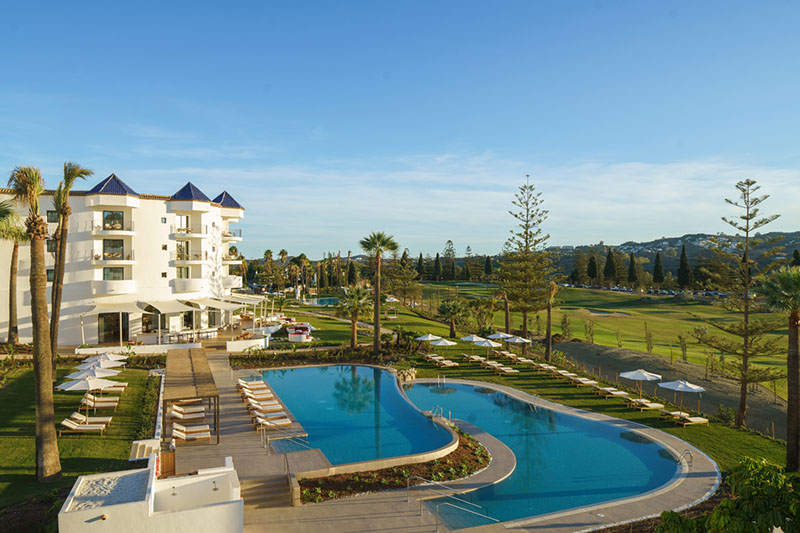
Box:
[70,412,113,426]
[59,418,105,436]
[172,428,211,443]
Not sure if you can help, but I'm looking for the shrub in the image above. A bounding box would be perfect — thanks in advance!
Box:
[134,375,161,440]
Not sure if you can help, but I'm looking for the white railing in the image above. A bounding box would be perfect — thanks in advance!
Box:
[93,249,135,261]
[170,224,208,235]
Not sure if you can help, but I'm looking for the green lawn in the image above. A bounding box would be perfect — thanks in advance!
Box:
[416,283,790,397]
[0,367,150,507]
[402,354,786,472]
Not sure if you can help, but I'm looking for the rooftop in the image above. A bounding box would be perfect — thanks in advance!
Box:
[87,174,140,197]
[170,182,211,202]
[212,191,244,210]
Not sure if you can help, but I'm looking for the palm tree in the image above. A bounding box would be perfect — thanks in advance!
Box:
[50,162,93,369]
[337,286,372,348]
[438,299,466,338]
[0,202,26,344]
[278,249,288,266]
[754,266,800,472]
[8,166,62,482]
[359,232,398,355]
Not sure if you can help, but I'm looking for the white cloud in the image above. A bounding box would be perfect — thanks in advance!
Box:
[116,155,800,258]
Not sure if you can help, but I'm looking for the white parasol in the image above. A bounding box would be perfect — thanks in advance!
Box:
[619,369,662,399]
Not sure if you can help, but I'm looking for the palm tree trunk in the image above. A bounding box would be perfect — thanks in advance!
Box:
[50,215,69,374]
[7,240,19,344]
[350,315,358,349]
[449,319,456,338]
[504,294,510,334]
[787,310,800,472]
[29,231,62,482]
[521,310,528,355]
[373,255,382,355]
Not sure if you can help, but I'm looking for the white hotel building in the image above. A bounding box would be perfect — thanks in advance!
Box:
[0,174,246,347]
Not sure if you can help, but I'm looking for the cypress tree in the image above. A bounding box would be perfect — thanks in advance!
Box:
[603,248,616,285]
[792,249,800,267]
[677,245,692,289]
[587,255,598,284]
[416,253,424,278]
[484,255,493,279]
[433,253,442,281]
[653,252,664,285]
[627,252,638,286]
[347,261,357,285]
[400,249,409,268]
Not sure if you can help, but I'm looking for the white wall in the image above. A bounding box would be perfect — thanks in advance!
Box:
[0,185,244,346]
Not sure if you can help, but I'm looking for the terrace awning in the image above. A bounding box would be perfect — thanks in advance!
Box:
[140,300,196,314]
[222,294,268,305]
[85,302,151,314]
[190,298,244,312]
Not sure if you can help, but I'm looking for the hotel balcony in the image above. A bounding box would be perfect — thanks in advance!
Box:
[172,251,207,265]
[92,250,136,266]
[221,228,242,242]
[90,221,135,237]
[173,277,209,293]
[222,254,241,266]
[170,224,209,239]
[221,275,243,289]
[92,279,137,295]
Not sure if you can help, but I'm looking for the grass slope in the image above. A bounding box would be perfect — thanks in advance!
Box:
[0,367,150,507]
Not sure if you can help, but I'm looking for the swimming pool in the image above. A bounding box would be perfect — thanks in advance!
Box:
[302,297,340,306]
[261,366,451,464]
[404,382,680,528]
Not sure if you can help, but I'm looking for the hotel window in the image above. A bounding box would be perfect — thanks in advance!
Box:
[176,215,190,232]
[176,241,190,261]
[162,244,168,251]
[161,272,167,278]
[103,239,124,260]
[103,210,124,230]
[161,217,167,224]
[103,267,124,281]
[46,239,57,253]
[46,269,54,282]
[177,266,190,279]
[46,210,59,223]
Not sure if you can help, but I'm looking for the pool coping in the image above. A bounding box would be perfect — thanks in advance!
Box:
[411,378,721,532]
[246,364,461,479]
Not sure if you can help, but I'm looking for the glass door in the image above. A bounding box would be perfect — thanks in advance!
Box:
[98,313,129,344]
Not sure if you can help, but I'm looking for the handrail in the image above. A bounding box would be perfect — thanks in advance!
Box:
[679,449,694,468]
[406,475,475,506]
[261,425,313,454]
[435,502,500,531]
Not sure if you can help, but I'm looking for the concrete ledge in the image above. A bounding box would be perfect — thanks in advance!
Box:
[289,474,301,507]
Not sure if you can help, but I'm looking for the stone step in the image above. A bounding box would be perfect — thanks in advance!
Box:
[241,476,291,509]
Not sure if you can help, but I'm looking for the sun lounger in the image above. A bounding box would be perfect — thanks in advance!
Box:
[70,412,113,426]
[174,398,203,405]
[436,359,459,367]
[255,417,292,430]
[495,366,520,375]
[517,358,534,364]
[173,422,211,434]
[572,377,598,387]
[171,403,205,415]
[632,401,664,411]
[238,378,268,389]
[251,410,287,421]
[81,397,119,411]
[239,383,269,393]
[676,416,709,427]
[603,390,630,399]
[658,409,691,420]
[243,390,275,401]
[247,399,282,412]
[59,418,105,436]
[170,408,204,421]
[172,428,211,442]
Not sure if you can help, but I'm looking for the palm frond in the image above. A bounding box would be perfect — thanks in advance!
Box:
[7,166,44,215]
[63,162,93,192]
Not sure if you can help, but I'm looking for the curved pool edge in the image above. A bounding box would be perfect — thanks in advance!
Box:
[412,378,721,533]
[249,364,462,480]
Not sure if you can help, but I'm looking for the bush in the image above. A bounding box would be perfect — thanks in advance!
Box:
[134,375,161,440]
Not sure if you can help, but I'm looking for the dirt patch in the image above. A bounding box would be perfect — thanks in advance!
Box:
[0,487,70,533]
[554,341,787,439]
[299,432,488,503]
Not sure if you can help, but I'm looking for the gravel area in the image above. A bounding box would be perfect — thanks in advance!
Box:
[67,470,149,511]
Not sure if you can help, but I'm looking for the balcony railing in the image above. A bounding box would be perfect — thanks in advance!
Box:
[222,228,242,240]
[94,250,135,262]
[222,276,243,289]
[170,224,208,236]
[92,279,137,295]
[172,251,206,262]
[222,254,240,262]
[97,221,134,231]
[174,277,208,293]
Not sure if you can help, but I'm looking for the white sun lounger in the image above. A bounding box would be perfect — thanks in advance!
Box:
[172,404,205,414]
[70,412,113,426]
[59,418,106,436]
[255,417,292,429]
[676,415,709,427]
[173,422,211,434]
[172,428,211,442]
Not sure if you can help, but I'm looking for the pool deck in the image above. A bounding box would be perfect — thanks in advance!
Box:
[415,378,721,533]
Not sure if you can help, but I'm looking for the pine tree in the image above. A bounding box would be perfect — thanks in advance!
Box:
[499,176,554,357]
[792,249,800,267]
[347,261,358,285]
[677,245,692,289]
[653,252,664,286]
[570,250,588,285]
[433,253,442,281]
[603,248,616,286]
[416,253,424,278]
[627,252,638,286]
[484,255,493,280]
[400,249,409,268]
[587,255,598,284]
[442,240,456,281]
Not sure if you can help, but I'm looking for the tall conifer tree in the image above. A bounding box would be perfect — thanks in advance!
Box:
[677,245,692,288]
[603,248,616,286]
[627,252,638,286]
[653,252,665,286]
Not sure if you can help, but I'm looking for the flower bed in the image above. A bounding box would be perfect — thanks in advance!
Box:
[298,430,488,503]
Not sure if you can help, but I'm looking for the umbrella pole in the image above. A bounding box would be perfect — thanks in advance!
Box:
[119,311,123,347]
[680,391,684,413]
[80,315,85,345]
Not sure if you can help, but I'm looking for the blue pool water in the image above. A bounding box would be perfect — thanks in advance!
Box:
[261,366,451,464]
[404,382,680,528]
[303,297,340,306]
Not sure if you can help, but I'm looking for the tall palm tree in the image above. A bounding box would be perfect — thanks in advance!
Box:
[359,232,398,355]
[50,162,93,369]
[0,201,26,344]
[8,166,62,482]
[755,266,800,472]
[337,286,372,348]
[278,249,288,267]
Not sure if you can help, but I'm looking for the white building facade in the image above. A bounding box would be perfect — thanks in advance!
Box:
[0,174,245,346]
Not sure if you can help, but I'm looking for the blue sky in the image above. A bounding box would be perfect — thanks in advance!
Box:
[2,1,799,259]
